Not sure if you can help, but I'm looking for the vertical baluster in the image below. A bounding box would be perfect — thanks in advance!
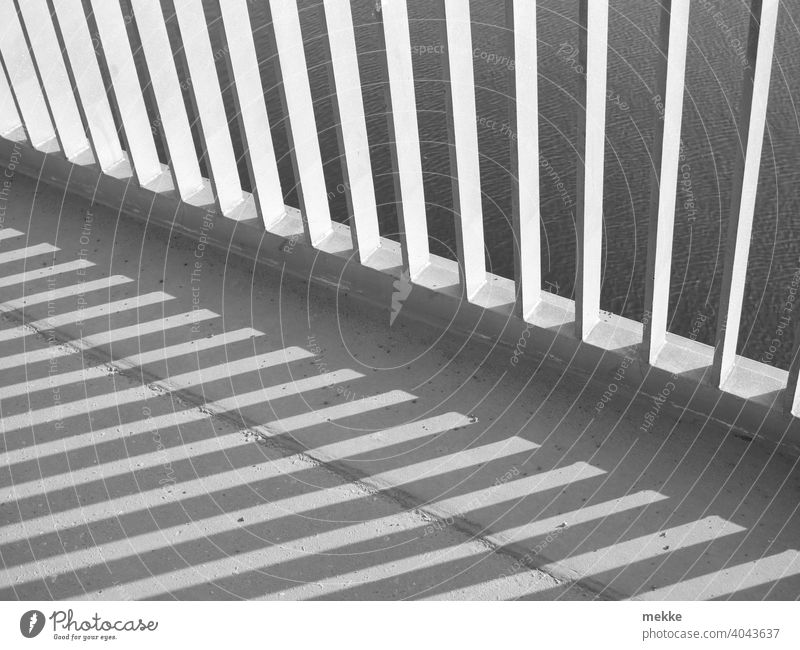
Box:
[575,0,608,340]
[47,0,123,172]
[642,0,690,365]
[711,0,779,387]
[506,0,540,318]
[323,0,380,261]
[376,0,429,278]
[0,66,22,135]
[130,0,203,200]
[88,0,161,187]
[218,0,285,227]
[172,0,242,216]
[785,329,800,416]
[15,0,88,160]
[0,0,55,148]
[440,0,485,300]
[267,0,331,245]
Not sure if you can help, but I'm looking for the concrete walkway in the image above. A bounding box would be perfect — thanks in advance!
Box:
[1,173,798,600]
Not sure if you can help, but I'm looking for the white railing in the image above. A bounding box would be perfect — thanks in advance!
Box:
[0,1,795,433]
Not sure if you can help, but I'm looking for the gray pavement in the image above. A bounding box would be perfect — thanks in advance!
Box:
[0,173,798,600]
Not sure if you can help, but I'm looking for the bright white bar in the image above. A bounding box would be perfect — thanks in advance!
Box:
[0,66,22,135]
[641,550,800,600]
[0,291,171,343]
[434,462,604,517]
[0,242,57,265]
[2,389,414,537]
[173,0,242,215]
[642,0,690,365]
[0,308,216,371]
[256,390,414,436]
[540,516,746,578]
[442,0,485,299]
[70,439,537,598]
[574,0,608,340]
[268,0,332,245]
[7,413,468,501]
[218,0,285,226]
[15,0,88,159]
[0,227,23,241]
[313,412,474,460]
[429,491,668,599]
[713,1,779,387]
[0,275,130,312]
[498,490,667,546]
[379,0,429,277]
[0,258,92,289]
[0,386,410,469]
[89,0,161,185]
[324,0,380,260]
[508,0,541,318]
[0,350,345,434]
[272,539,487,601]
[130,0,203,199]
[0,0,55,147]
[0,327,261,400]
[50,0,124,171]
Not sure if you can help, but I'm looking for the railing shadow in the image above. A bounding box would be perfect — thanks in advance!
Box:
[1,177,799,600]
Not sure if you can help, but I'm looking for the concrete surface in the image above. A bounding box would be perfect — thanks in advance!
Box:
[0,172,799,600]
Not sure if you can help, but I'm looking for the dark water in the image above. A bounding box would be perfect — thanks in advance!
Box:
[120,1,800,369]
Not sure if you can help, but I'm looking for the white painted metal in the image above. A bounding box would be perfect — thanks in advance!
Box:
[89,0,161,185]
[15,0,88,159]
[324,0,380,261]
[0,0,55,148]
[0,64,21,136]
[268,0,331,245]
[642,0,690,365]
[507,0,540,318]
[575,0,608,340]
[441,0,485,300]
[130,0,203,199]
[172,0,242,215]
[49,0,124,171]
[218,0,285,226]
[378,0,429,278]
[712,0,779,387]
